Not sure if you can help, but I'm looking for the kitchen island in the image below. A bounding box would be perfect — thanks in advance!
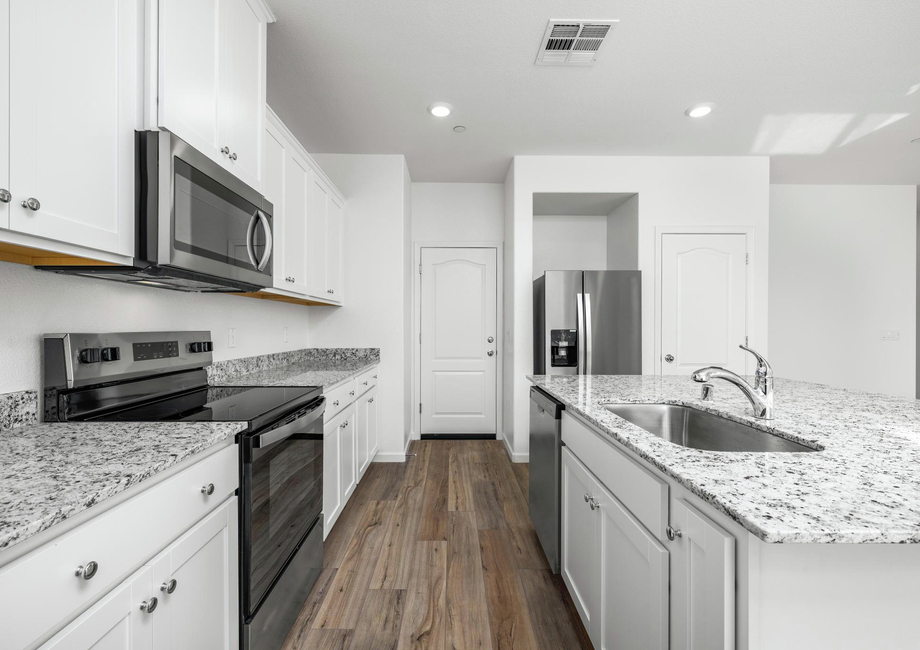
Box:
[529,374,920,650]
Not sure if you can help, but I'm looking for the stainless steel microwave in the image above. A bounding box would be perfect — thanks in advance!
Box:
[39,131,273,292]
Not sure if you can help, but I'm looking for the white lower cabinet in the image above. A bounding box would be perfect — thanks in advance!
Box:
[669,497,735,650]
[561,447,599,631]
[340,404,357,503]
[40,566,154,650]
[147,498,239,650]
[355,386,378,482]
[323,411,343,537]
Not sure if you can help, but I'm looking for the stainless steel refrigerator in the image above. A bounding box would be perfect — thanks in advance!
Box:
[533,270,642,375]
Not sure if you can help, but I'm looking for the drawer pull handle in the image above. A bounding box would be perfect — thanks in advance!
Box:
[160,579,178,594]
[201,483,215,496]
[666,525,683,541]
[75,561,99,580]
[140,597,158,614]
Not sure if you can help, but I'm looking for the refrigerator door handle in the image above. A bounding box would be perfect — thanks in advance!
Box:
[584,292,593,375]
[576,292,586,375]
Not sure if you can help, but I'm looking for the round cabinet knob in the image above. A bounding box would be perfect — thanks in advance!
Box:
[220,146,230,155]
[373,375,378,379]
[589,499,596,510]
[369,398,374,403]
[21,197,41,211]
[333,400,339,407]
[363,381,368,386]
[664,354,675,363]
[487,350,494,357]
[666,525,683,541]
[0,188,11,204]
[201,483,215,496]
[75,561,99,580]
[140,597,158,614]
[487,336,494,343]
[584,493,590,503]
[230,152,238,161]
[160,579,178,594]
[349,390,355,396]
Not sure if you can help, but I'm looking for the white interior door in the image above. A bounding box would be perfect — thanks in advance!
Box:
[660,233,747,375]
[420,247,497,435]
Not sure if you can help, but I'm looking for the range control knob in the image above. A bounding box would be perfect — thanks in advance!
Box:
[78,348,101,364]
[101,347,121,362]
[189,341,214,353]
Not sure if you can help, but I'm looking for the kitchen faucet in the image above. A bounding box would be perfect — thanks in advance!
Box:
[691,344,774,419]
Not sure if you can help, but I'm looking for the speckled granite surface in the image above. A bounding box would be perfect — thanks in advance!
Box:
[217,355,379,390]
[208,348,379,385]
[0,390,38,431]
[0,421,246,552]
[529,374,920,544]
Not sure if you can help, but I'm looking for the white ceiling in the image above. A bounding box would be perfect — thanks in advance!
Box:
[266,0,920,184]
[533,193,635,216]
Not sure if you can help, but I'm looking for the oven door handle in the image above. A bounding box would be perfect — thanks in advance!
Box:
[252,398,326,449]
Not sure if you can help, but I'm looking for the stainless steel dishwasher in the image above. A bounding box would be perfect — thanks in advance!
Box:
[529,386,565,574]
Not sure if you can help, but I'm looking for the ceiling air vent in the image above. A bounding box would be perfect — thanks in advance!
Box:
[535,20,618,66]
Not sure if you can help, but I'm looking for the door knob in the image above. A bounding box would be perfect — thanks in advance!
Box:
[487,336,494,343]
[0,188,11,203]
[664,354,675,363]
[487,350,494,357]
[21,197,40,211]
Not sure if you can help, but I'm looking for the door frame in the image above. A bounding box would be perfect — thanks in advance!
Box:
[654,226,754,375]
[411,242,504,441]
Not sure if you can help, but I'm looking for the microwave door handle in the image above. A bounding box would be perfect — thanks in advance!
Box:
[255,210,273,271]
[245,212,259,269]
[252,398,326,449]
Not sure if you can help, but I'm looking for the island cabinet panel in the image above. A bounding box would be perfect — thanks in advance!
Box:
[669,497,735,650]
[561,447,599,632]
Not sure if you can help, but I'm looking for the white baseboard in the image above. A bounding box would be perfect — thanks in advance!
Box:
[372,435,413,464]
[502,434,529,463]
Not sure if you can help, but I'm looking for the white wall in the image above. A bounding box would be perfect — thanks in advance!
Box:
[503,163,516,456]
[532,215,608,280]
[770,185,917,397]
[411,182,504,242]
[507,156,770,459]
[0,261,311,395]
[310,154,412,460]
[607,194,639,270]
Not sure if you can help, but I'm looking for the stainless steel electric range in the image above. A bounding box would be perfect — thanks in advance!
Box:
[43,331,324,650]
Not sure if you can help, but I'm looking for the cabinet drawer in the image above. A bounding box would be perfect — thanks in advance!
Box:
[0,444,238,650]
[562,412,668,540]
[324,379,356,421]
[355,367,378,396]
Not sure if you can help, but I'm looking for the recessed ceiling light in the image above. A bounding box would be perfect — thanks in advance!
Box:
[685,103,715,118]
[428,102,453,117]
[453,125,467,133]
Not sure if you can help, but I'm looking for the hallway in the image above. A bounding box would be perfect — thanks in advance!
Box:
[281,439,592,650]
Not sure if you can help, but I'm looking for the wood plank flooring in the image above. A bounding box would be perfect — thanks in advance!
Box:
[282,439,593,650]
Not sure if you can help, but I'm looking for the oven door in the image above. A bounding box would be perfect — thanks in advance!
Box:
[241,398,325,618]
[149,131,274,288]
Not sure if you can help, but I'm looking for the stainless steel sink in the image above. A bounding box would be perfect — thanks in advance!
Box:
[602,403,817,453]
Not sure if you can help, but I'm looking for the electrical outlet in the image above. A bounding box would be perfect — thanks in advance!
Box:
[283,327,289,343]
[880,329,900,341]
[228,328,237,348]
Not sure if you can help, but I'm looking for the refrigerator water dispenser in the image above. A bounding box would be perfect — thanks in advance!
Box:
[550,329,578,367]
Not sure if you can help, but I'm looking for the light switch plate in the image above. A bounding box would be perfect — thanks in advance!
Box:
[880,329,900,341]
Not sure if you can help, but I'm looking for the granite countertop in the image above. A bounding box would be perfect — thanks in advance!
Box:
[529,374,920,544]
[217,357,378,389]
[0,421,246,553]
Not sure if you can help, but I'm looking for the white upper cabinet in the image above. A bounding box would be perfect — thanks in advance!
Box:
[6,0,139,256]
[306,171,329,299]
[282,150,310,294]
[0,0,10,231]
[326,194,344,300]
[158,0,267,190]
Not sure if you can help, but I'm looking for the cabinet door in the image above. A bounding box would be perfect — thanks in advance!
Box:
[148,497,239,650]
[306,171,329,298]
[561,448,599,633]
[340,405,357,503]
[9,0,138,255]
[282,150,310,294]
[0,0,9,231]
[158,0,221,161]
[355,392,369,482]
[594,481,669,650]
[326,194,344,302]
[218,0,263,189]
[366,389,378,464]
[263,118,287,290]
[669,498,736,650]
[323,415,343,537]
[40,567,154,650]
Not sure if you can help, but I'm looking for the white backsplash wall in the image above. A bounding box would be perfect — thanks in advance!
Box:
[0,261,311,395]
